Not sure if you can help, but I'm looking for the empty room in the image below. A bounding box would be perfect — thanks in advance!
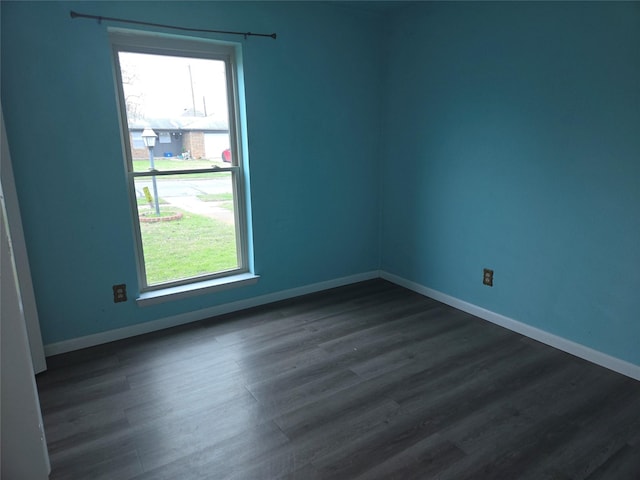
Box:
[2,1,639,478]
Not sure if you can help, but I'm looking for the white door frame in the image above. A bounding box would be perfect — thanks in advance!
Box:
[1,107,47,373]
[1,132,51,478]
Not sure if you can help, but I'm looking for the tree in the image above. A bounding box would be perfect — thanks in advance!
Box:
[120,64,145,120]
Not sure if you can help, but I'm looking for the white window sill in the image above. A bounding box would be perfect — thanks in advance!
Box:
[137,273,260,307]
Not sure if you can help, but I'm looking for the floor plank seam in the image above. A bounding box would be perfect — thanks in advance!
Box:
[36,280,640,480]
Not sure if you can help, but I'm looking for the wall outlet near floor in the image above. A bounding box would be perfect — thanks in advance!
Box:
[483,268,494,287]
[113,284,127,303]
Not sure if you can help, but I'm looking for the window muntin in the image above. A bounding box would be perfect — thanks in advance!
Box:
[111,32,248,292]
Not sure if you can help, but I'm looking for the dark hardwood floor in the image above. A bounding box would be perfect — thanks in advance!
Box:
[36,279,640,479]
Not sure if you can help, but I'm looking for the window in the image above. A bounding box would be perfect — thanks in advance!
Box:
[158,132,172,144]
[111,31,253,298]
[131,131,145,149]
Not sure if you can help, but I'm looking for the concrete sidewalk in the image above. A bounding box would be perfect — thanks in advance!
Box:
[167,196,235,225]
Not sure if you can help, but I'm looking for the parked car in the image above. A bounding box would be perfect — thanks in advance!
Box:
[221,148,232,163]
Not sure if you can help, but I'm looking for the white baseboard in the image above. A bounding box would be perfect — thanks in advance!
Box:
[44,270,380,357]
[45,269,640,383]
[380,271,640,382]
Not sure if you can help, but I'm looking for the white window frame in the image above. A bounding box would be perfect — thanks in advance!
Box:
[110,30,256,303]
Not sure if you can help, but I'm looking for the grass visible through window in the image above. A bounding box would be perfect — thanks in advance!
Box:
[139,208,237,285]
[196,193,233,202]
[132,158,224,172]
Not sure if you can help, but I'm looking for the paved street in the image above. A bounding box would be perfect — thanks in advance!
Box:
[135,177,231,198]
[135,177,234,224]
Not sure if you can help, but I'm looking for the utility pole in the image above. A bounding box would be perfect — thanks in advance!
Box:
[188,64,196,116]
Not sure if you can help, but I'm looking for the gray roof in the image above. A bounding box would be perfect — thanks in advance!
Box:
[128,116,228,131]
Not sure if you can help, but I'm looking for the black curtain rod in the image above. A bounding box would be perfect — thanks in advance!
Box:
[70,10,277,40]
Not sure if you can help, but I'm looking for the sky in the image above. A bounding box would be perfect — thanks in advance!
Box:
[118,51,229,120]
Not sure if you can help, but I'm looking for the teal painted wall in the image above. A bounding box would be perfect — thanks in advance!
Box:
[381,2,640,365]
[3,1,640,368]
[1,1,383,344]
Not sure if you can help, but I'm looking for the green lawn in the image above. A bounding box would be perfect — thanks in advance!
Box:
[196,193,233,202]
[139,208,238,285]
[133,158,220,172]
[196,193,234,212]
[132,158,230,180]
[132,160,231,186]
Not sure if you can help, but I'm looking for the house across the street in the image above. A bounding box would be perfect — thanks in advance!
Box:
[128,116,229,160]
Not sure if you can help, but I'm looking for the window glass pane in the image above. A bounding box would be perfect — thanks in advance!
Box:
[134,172,238,286]
[118,51,232,169]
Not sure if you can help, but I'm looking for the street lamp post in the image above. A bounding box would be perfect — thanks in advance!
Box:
[141,128,160,216]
